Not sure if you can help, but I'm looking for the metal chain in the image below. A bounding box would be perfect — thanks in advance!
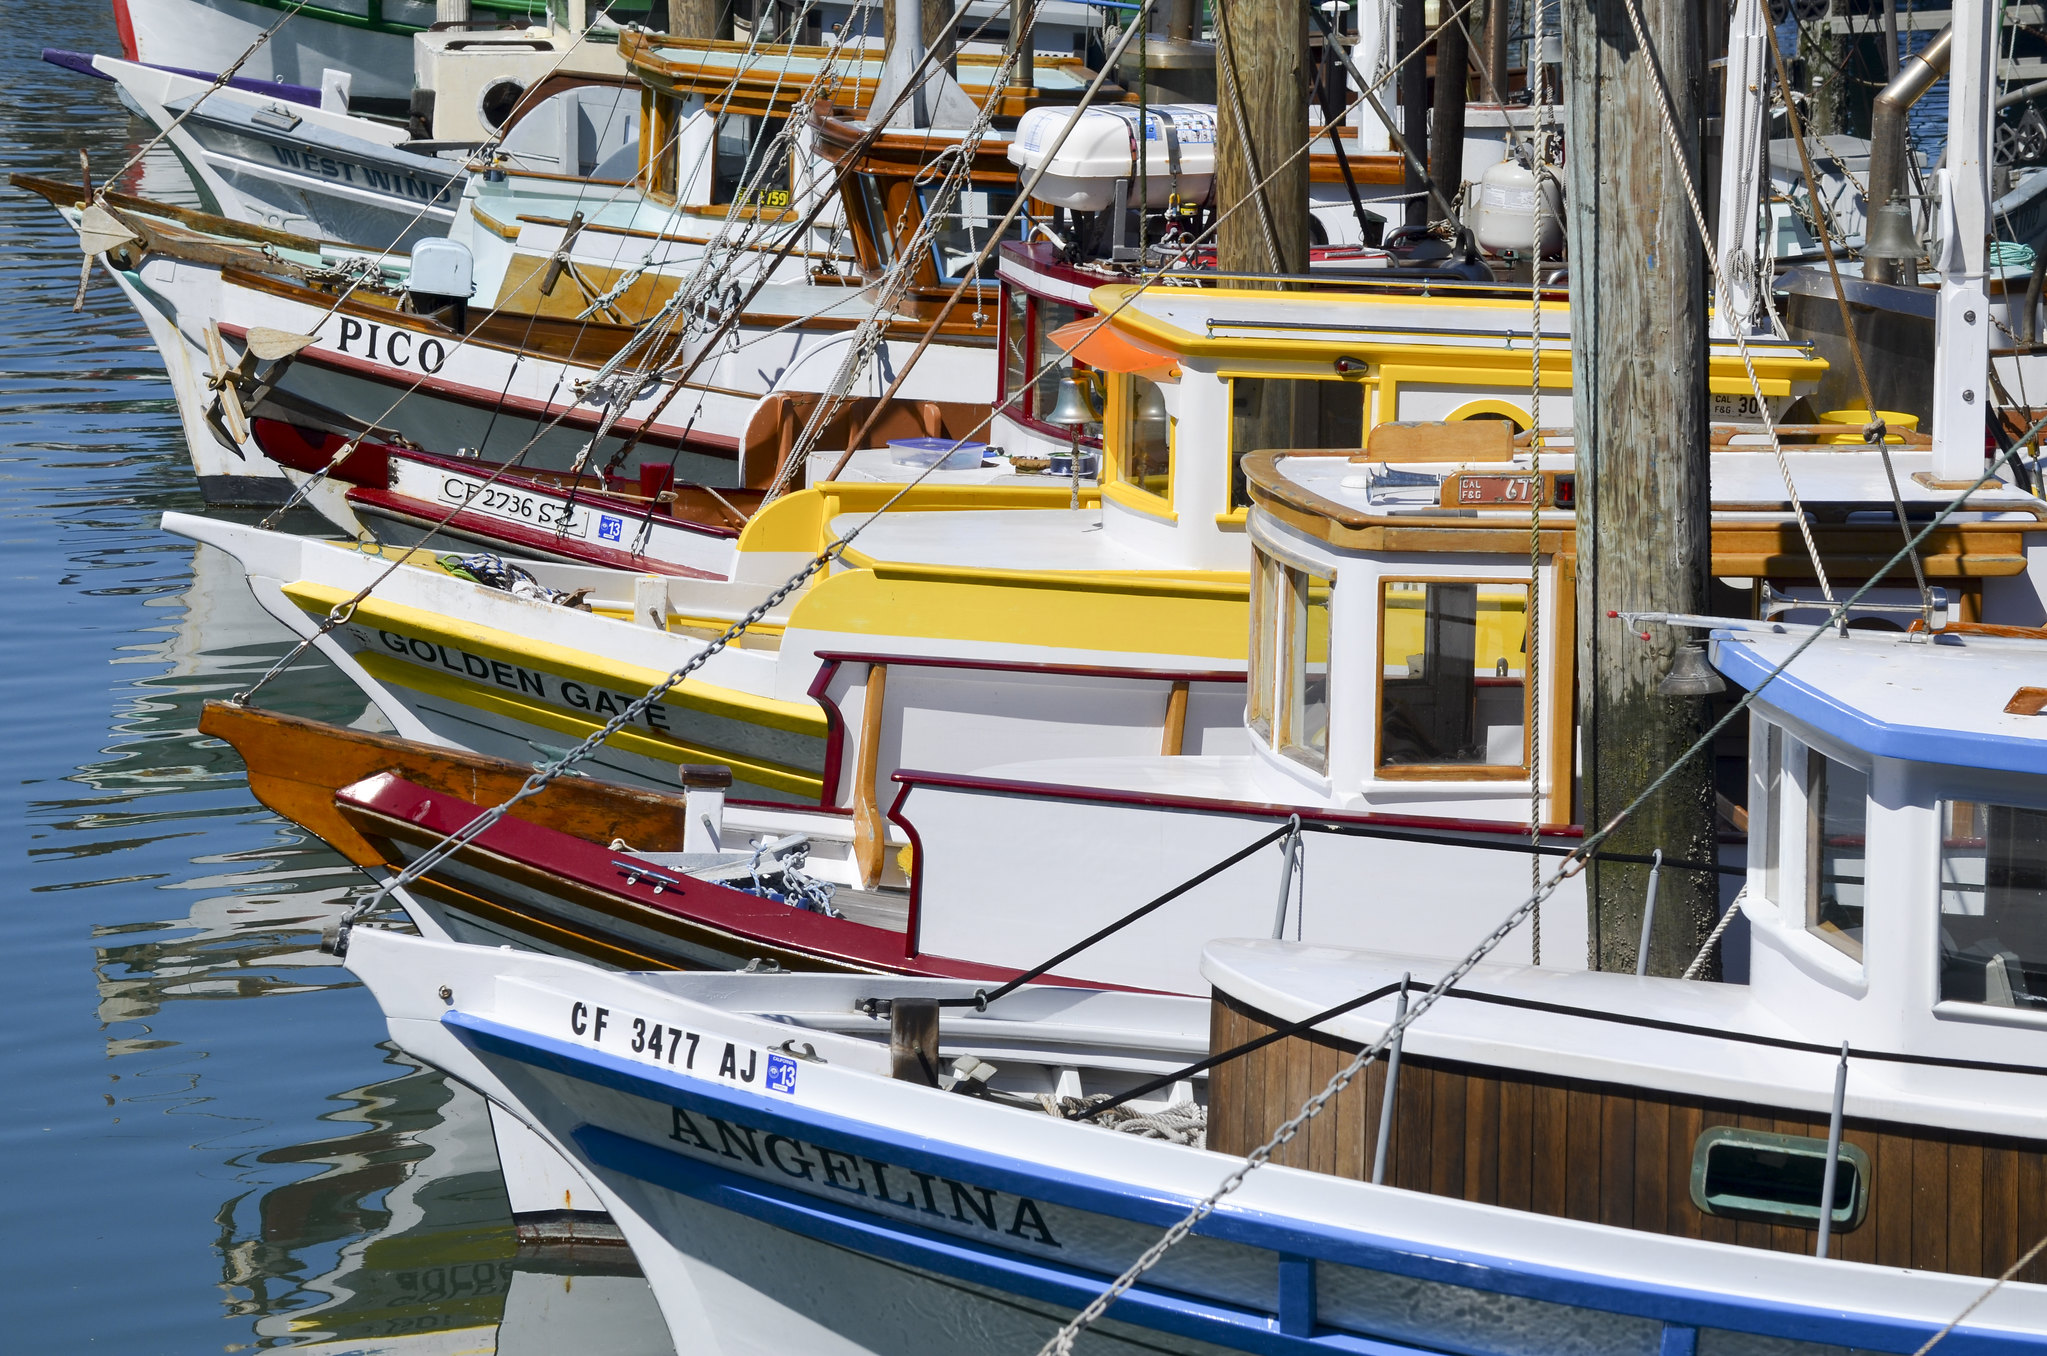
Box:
[1036,433,2040,1356]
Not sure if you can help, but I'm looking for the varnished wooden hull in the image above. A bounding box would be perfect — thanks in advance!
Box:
[201,702,1043,986]
[1209,991,2047,1284]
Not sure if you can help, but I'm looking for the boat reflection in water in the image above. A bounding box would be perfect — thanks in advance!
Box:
[226,1051,672,1356]
[76,538,672,1354]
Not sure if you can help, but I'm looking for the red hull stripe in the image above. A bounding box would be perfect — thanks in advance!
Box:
[345,486,727,578]
[340,774,1071,985]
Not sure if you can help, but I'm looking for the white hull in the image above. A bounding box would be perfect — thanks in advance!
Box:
[121,0,431,104]
[352,933,2047,1356]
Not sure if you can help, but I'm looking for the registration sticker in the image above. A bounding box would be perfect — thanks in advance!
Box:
[765,1052,799,1095]
[598,514,623,543]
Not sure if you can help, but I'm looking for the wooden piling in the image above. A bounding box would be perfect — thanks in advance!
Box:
[1562,0,1719,973]
[1214,0,1310,281]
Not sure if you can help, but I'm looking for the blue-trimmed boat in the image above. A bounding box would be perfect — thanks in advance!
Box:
[342,614,2047,1355]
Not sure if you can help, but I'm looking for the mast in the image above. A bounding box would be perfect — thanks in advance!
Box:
[1214,0,1310,280]
[1563,0,1718,972]
[1708,0,1767,340]
[1397,0,1429,230]
[1929,4,1994,484]
[1430,5,1467,218]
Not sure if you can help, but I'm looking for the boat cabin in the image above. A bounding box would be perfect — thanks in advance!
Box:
[884,428,2047,993]
[1203,620,2047,1281]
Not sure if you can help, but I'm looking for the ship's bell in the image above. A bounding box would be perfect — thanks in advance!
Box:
[1047,371,1102,426]
[1658,641,1728,697]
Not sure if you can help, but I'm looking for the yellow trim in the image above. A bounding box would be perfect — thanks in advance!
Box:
[735,483,1103,557]
[1215,508,1249,527]
[354,653,823,798]
[1103,478,1179,522]
[786,566,1252,660]
[1090,284,1825,396]
[1103,372,1177,520]
[1444,398,1534,429]
[283,581,826,736]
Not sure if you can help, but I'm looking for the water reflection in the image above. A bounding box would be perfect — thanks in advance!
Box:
[1,9,671,1347]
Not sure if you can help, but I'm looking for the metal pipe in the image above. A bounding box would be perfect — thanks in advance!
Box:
[1271,815,1302,938]
[1816,1041,1850,1258]
[1635,847,1663,976]
[1865,24,1951,284]
[1370,974,1410,1186]
[1009,0,1034,90]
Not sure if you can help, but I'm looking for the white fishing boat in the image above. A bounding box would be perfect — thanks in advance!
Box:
[343,613,2047,1354]
[83,50,639,248]
[111,0,565,109]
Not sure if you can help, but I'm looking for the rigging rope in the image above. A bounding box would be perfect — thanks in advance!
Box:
[1034,428,2045,1356]
[1610,0,1837,603]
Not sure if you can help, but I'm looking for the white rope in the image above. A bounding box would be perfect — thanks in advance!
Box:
[1033,438,2035,1356]
[1610,0,1834,601]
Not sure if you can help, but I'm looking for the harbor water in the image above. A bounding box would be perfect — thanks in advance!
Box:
[2,5,671,1350]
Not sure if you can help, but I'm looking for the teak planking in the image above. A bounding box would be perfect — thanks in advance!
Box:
[1207,993,2047,1282]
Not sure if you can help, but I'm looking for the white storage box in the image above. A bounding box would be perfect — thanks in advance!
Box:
[1009,104,1217,211]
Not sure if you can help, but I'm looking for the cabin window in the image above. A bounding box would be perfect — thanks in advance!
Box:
[1001,287,1030,417]
[1939,801,2047,1008]
[1114,374,1173,502]
[857,175,897,264]
[648,92,681,199]
[713,113,791,208]
[1377,580,1529,776]
[919,185,1021,283]
[1032,299,1081,422]
[1690,1127,1869,1231]
[1758,722,1784,907]
[1805,751,1868,958]
[1227,378,1366,509]
[1248,547,1332,771]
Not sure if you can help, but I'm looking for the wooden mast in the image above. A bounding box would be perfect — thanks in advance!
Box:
[1214,0,1309,281]
[1562,0,1718,973]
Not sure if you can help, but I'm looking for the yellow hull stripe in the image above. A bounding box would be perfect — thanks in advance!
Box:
[354,652,824,798]
[284,580,827,736]
[789,567,1254,661]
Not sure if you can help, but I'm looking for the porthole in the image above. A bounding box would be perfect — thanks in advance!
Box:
[478,78,526,133]
[1689,1126,1868,1230]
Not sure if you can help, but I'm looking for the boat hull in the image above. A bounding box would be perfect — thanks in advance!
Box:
[352,932,2047,1356]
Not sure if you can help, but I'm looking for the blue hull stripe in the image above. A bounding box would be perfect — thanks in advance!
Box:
[449,1011,2029,1354]
[577,1123,1424,1356]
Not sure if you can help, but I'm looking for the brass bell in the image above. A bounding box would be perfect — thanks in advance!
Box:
[1658,641,1727,697]
[1046,370,1102,427]
[1133,380,1170,429]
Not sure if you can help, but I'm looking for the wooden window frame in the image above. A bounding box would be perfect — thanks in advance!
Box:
[1373,575,1534,783]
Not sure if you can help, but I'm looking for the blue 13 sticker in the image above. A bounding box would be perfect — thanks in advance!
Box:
[598,514,624,543]
[764,1052,799,1095]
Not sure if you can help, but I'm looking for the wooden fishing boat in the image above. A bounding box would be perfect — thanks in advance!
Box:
[202,699,1035,983]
